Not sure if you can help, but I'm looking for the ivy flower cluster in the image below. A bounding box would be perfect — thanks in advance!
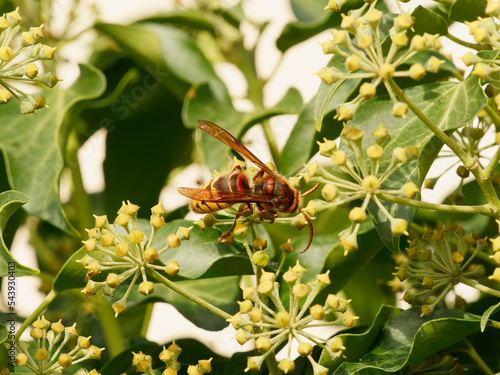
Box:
[132,342,212,375]
[302,124,418,254]
[317,0,442,120]
[10,316,102,375]
[231,262,353,374]
[390,223,493,316]
[79,201,190,317]
[0,8,59,114]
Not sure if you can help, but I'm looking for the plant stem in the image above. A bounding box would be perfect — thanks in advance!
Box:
[94,298,126,356]
[261,119,281,169]
[265,353,282,375]
[445,33,483,51]
[377,193,492,214]
[483,142,500,180]
[148,269,232,320]
[459,340,495,375]
[458,276,500,299]
[15,289,57,341]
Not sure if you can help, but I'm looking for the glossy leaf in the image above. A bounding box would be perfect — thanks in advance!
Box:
[154,219,252,279]
[333,307,481,374]
[481,302,500,332]
[290,0,330,22]
[412,6,448,35]
[320,305,401,369]
[0,191,37,277]
[348,76,486,251]
[0,322,8,345]
[0,64,105,234]
[449,0,487,22]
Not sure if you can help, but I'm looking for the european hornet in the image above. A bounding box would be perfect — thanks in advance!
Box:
[178,120,319,252]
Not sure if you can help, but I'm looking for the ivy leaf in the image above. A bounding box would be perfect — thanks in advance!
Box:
[449,0,487,22]
[0,64,105,234]
[481,302,500,332]
[412,5,449,35]
[348,76,486,252]
[0,191,37,277]
[332,307,481,374]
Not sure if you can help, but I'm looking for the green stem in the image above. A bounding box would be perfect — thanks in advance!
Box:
[148,269,231,320]
[388,79,474,167]
[377,193,492,215]
[445,33,483,51]
[458,340,495,375]
[94,298,125,357]
[261,119,281,170]
[483,142,500,180]
[458,276,500,299]
[265,353,281,375]
[15,289,57,341]
[484,102,500,131]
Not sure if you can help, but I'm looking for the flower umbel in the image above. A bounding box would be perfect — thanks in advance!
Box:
[0,8,60,113]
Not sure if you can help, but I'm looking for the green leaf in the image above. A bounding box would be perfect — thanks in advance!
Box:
[333,307,482,374]
[52,246,93,291]
[0,323,7,345]
[96,22,230,103]
[290,0,330,22]
[142,9,217,32]
[154,220,252,279]
[412,6,448,35]
[182,83,303,172]
[348,76,486,251]
[127,276,240,330]
[449,0,487,22]
[481,302,500,332]
[0,190,38,277]
[320,305,401,369]
[0,64,105,234]
[314,54,360,131]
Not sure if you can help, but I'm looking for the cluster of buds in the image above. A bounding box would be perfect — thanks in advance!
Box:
[489,219,500,283]
[303,124,418,254]
[0,8,59,114]
[79,201,191,317]
[10,316,102,375]
[390,223,488,316]
[231,262,354,374]
[318,0,442,120]
[133,342,212,375]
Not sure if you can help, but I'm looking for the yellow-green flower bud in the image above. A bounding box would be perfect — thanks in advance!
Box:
[379,63,395,80]
[393,147,408,163]
[372,123,390,142]
[410,35,426,51]
[492,252,500,264]
[246,356,263,371]
[393,102,408,118]
[166,261,180,276]
[238,300,252,313]
[421,276,434,289]
[16,353,28,367]
[129,229,145,244]
[421,305,433,316]
[317,271,331,285]
[425,56,445,73]
[365,7,382,26]
[473,27,489,43]
[198,358,212,372]
[357,28,374,49]
[327,294,340,309]
[423,33,441,49]
[283,269,299,284]
[83,238,96,252]
[139,281,155,295]
[345,55,360,72]
[106,273,120,289]
[409,63,426,81]
[405,145,419,160]
[320,39,334,54]
[391,219,409,236]
[235,329,249,345]
[30,327,44,339]
[367,144,384,159]
[392,30,409,47]
[321,184,337,201]
[252,250,270,267]
[233,220,248,235]
[0,89,12,103]
[317,138,337,156]
[310,304,326,320]
[278,359,295,374]
[276,311,291,328]
[315,67,338,85]
[255,336,271,353]
[359,82,376,99]
[330,336,345,352]
[115,213,130,226]
[292,283,309,298]
[257,279,273,295]
[332,30,348,45]
[21,31,36,45]
[0,15,9,29]
[336,104,355,121]
[349,207,366,223]
[486,0,500,16]
[452,251,464,264]
[403,182,419,199]
[420,248,432,262]
[0,47,13,61]
[86,259,99,275]
[394,12,415,29]
[362,175,380,193]
[472,63,490,79]
[51,320,65,333]
[220,233,234,245]
[341,14,357,31]
[34,348,49,361]
[242,286,256,300]
[151,215,165,227]
[340,237,358,254]
[58,353,72,368]
[343,311,357,327]
[144,247,158,262]
[112,301,127,317]
[297,342,313,357]
[41,45,56,59]
[101,232,114,247]
[24,62,39,79]
[249,307,262,322]
[78,335,91,349]
[115,242,129,257]
[167,234,181,248]
[331,150,346,166]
